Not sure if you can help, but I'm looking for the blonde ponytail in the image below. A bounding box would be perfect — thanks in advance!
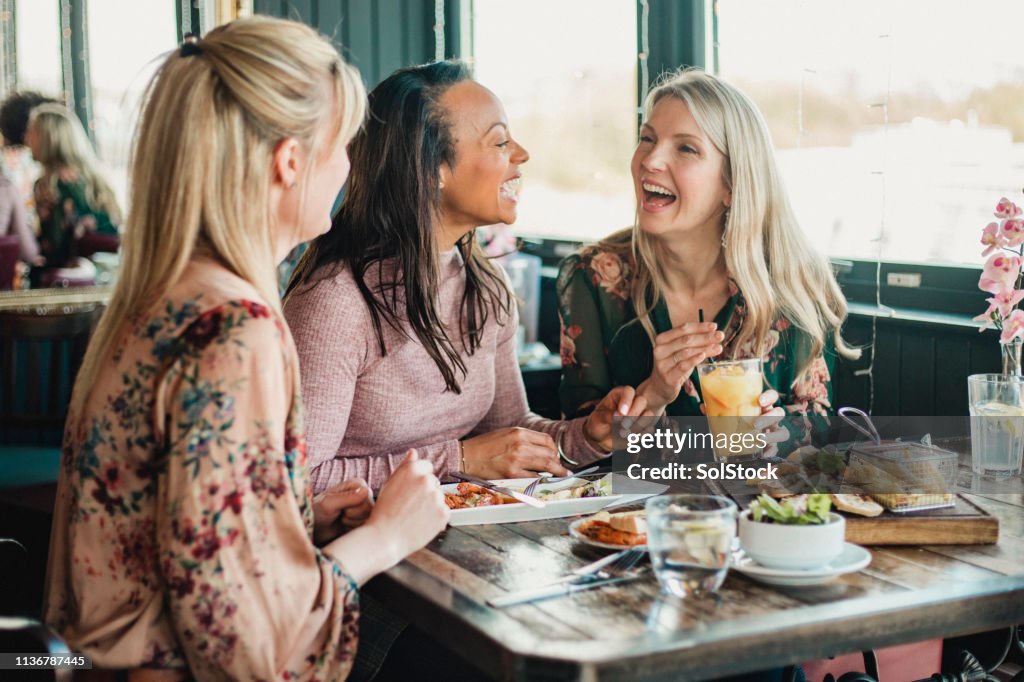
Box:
[70,16,366,417]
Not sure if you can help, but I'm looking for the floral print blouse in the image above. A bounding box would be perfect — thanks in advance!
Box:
[557,236,835,423]
[45,256,359,681]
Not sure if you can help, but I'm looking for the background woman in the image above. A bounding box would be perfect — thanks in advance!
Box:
[26,102,121,270]
[285,61,647,495]
[559,69,859,430]
[44,17,448,680]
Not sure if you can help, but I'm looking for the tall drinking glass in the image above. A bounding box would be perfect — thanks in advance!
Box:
[968,373,1024,479]
[645,494,737,598]
[697,358,764,462]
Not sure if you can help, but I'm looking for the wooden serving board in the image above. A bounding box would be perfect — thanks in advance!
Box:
[707,479,999,545]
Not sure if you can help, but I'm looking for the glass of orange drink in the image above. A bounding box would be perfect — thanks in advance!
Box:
[697,359,764,462]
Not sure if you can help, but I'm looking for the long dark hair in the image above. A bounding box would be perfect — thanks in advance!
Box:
[287,60,512,393]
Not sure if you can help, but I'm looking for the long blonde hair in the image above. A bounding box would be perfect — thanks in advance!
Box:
[29,103,122,223]
[70,16,366,417]
[631,69,859,376]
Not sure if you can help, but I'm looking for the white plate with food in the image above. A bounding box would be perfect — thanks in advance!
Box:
[730,543,871,586]
[444,474,657,526]
[569,509,649,550]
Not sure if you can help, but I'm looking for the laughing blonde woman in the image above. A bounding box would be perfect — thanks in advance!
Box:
[559,69,858,434]
[44,17,449,681]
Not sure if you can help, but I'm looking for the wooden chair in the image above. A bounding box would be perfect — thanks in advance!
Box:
[0,306,102,447]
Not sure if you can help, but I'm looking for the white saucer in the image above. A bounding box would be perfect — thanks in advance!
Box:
[731,543,871,586]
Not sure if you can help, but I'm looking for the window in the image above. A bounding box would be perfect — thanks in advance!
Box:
[15,0,62,95]
[716,0,1024,267]
[87,0,177,208]
[471,0,638,241]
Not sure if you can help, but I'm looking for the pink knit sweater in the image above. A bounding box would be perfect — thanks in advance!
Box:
[283,250,604,493]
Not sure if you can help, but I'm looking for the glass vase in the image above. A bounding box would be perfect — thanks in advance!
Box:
[1001,337,1023,376]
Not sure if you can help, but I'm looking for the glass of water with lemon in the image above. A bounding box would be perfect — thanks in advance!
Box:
[968,374,1024,479]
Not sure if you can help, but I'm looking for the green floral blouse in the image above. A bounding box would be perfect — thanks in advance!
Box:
[44,257,358,680]
[557,237,835,421]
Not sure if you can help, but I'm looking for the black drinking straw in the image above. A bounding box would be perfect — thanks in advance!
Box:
[699,308,715,363]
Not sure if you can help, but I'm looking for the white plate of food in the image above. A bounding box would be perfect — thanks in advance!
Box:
[569,510,649,550]
[444,474,657,526]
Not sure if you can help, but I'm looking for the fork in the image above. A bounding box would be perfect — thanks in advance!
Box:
[550,546,647,585]
[523,465,601,497]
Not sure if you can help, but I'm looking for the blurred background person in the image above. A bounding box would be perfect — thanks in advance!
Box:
[26,102,121,277]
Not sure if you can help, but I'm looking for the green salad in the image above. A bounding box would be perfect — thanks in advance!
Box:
[750,493,832,525]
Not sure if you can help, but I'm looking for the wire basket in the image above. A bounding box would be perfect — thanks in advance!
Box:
[836,408,957,512]
[842,442,957,512]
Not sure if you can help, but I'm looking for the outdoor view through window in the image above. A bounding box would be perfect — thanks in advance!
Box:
[14,0,175,210]
[718,0,1024,267]
[472,0,638,242]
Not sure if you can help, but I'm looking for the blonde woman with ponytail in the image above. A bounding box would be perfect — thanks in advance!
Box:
[559,69,858,430]
[44,17,448,681]
[25,103,120,269]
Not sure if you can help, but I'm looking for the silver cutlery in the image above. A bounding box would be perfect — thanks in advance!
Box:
[487,567,648,608]
[450,471,546,508]
[598,498,648,513]
[543,546,647,586]
[523,465,601,497]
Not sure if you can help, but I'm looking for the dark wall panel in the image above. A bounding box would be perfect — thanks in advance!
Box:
[254,0,436,87]
[831,315,1001,417]
[935,336,972,415]
[404,0,429,66]
[375,0,404,81]
[318,0,346,51]
[343,0,375,82]
[899,332,935,416]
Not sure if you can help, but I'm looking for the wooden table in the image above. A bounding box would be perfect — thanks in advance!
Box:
[365,459,1024,680]
[0,285,111,315]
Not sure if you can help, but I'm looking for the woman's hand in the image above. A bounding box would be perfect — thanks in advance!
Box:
[583,385,652,453]
[312,478,374,546]
[461,428,569,479]
[752,389,789,458]
[638,322,724,413]
[368,451,450,562]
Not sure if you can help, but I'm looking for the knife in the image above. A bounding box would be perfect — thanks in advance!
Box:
[450,471,546,508]
[487,570,647,608]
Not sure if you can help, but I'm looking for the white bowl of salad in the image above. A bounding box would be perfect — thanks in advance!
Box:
[738,493,846,570]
